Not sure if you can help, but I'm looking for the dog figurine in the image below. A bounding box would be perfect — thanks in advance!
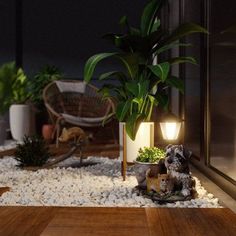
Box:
[146,170,174,194]
[165,144,195,197]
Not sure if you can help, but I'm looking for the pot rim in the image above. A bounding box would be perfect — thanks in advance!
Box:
[133,160,159,165]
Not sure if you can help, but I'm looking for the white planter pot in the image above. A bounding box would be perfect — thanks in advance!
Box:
[10,104,31,141]
[119,122,154,163]
[0,119,7,145]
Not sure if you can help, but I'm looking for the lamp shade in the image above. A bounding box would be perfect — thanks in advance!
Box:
[159,113,182,141]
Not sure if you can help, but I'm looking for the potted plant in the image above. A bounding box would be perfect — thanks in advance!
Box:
[9,64,31,141]
[134,146,166,187]
[29,65,62,135]
[84,0,207,161]
[0,62,16,144]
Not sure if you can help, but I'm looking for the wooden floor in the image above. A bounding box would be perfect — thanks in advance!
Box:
[0,207,235,236]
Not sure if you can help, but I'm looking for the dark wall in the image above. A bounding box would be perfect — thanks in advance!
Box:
[0,0,15,64]
[0,0,146,78]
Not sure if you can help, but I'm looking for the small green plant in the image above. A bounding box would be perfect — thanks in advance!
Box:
[14,135,50,167]
[0,62,28,114]
[136,146,165,163]
[29,65,63,109]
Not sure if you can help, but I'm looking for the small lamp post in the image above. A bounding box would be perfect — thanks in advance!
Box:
[159,113,182,141]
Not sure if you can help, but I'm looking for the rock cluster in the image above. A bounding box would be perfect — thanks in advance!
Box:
[0,156,221,208]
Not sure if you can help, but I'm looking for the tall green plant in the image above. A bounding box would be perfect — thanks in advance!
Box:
[84,0,208,140]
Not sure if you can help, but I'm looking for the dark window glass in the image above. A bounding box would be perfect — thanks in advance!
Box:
[209,0,236,181]
[183,0,202,158]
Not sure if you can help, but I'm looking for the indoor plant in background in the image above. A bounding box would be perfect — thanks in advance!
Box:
[134,146,166,187]
[84,0,207,161]
[29,65,63,136]
[0,62,17,144]
[9,64,31,141]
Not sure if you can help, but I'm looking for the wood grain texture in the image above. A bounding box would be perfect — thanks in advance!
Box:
[0,143,119,159]
[0,207,235,236]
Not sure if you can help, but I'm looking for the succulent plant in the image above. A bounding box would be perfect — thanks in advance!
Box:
[136,146,165,163]
[14,135,50,167]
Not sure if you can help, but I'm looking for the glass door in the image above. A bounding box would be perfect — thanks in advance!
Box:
[209,0,236,182]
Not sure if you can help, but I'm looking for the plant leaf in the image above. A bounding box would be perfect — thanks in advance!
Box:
[148,62,170,82]
[116,100,131,121]
[140,0,166,36]
[99,71,126,84]
[146,95,157,121]
[159,23,209,48]
[151,19,161,33]
[125,113,144,140]
[84,53,117,83]
[169,56,197,65]
[116,54,139,79]
[138,80,149,98]
[166,76,184,94]
[155,93,169,111]
[125,82,139,97]
[155,42,192,55]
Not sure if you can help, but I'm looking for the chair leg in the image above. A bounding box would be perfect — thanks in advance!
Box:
[56,123,60,148]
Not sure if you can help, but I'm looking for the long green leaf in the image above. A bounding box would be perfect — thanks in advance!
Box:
[158,23,209,48]
[146,95,157,121]
[169,56,197,65]
[155,42,192,55]
[126,113,144,140]
[84,53,117,83]
[151,19,161,33]
[116,100,131,121]
[116,54,139,79]
[99,71,126,83]
[138,80,149,98]
[148,62,170,82]
[166,76,184,94]
[140,0,166,36]
[125,82,139,97]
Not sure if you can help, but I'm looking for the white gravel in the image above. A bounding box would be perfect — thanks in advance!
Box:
[0,156,222,208]
[0,140,17,151]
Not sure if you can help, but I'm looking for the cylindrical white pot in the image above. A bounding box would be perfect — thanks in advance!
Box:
[10,104,31,141]
[119,122,154,163]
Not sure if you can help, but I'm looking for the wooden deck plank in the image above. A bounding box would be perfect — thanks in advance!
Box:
[200,208,236,236]
[0,143,119,159]
[42,208,149,236]
[0,207,235,236]
[0,207,56,236]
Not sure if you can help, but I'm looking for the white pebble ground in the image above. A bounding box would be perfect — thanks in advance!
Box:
[0,156,222,208]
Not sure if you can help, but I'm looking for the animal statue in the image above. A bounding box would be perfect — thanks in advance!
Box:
[146,170,174,194]
[165,144,195,197]
[134,158,167,188]
[58,127,86,144]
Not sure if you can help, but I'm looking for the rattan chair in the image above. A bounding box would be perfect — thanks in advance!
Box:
[43,80,115,146]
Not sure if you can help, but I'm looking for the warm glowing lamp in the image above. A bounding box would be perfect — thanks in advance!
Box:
[160,113,182,141]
